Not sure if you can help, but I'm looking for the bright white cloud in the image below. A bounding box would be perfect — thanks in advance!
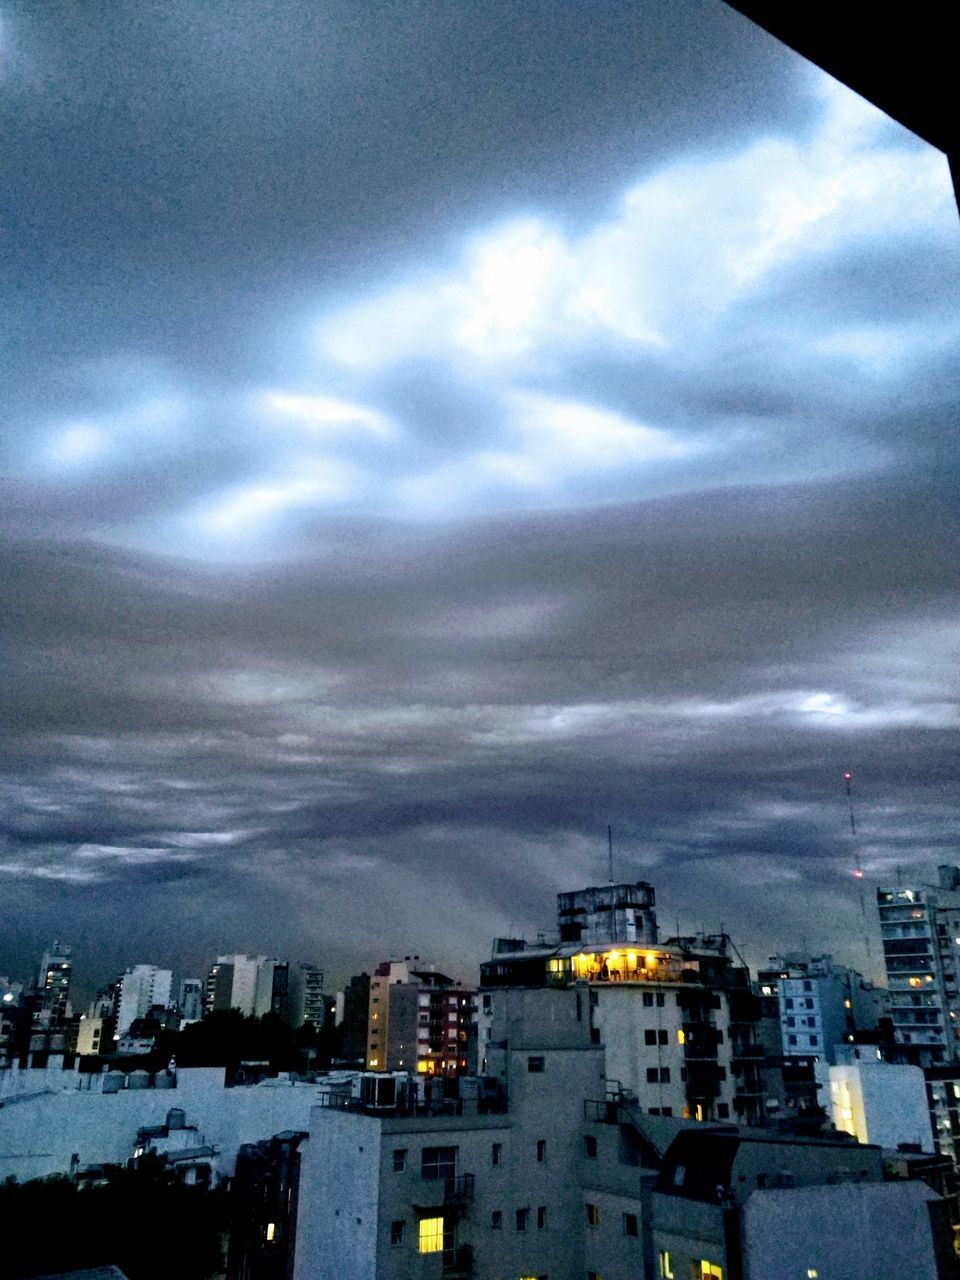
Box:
[195,459,358,535]
[260,390,394,439]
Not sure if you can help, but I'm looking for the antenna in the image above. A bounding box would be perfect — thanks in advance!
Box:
[607,824,614,885]
[843,771,871,960]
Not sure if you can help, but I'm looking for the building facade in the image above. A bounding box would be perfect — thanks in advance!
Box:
[877,866,960,1063]
[116,965,173,1037]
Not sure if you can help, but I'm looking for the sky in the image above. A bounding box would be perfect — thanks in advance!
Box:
[3,0,958,1001]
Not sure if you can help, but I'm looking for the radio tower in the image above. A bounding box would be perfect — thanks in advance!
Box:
[844,770,871,959]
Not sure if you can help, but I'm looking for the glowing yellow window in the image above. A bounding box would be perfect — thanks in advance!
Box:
[658,1249,674,1278]
[699,1262,723,1279]
[418,1216,444,1254]
[677,1029,686,1045]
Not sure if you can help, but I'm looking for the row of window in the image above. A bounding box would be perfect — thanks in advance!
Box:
[392,1139,551,1173]
[583,1204,638,1236]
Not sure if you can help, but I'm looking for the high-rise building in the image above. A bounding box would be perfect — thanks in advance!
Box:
[363,958,474,1077]
[33,942,72,1028]
[287,963,325,1029]
[757,952,883,1064]
[479,881,766,1124]
[877,865,960,1064]
[116,965,173,1036]
[178,978,204,1024]
[205,955,273,1017]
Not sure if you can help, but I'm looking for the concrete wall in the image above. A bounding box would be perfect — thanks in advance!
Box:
[743,1181,942,1280]
[293,1110,382,1280]
[0,1067,318,1182]
[824,1061,932,1152]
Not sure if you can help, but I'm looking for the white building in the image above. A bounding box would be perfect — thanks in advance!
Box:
[479,882,766,1125]
[115,965,173,1036]
[757,953,882,1063]
[817,1049,933,1152]
[0,1059,320,1184]
[878,865,960,1062]
[206,954,271,1017]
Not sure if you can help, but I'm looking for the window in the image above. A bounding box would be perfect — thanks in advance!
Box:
[623,1212,638,1237]
[584,1134,598,1158]
[717,1103,729,1119]
[536,1139,546,1163]
[658,1250,674,1278]
[647,1067,659,1083]
[660,1068,670,1083]
[643,992,653,1007]
[588,1272,601,1280]
[585,1203,600,1228]
[537,1205,547,1229]
[645,1029,657,1046]
[491,1142,503,1166]
[698,1262,723,1279]
[656,993,665,1007]
[516,1207,529,1231]
[810,1035,818,1047]
[422,1147,457,1181]
[491,1210,502,1229]
[390,1221,405,1246]
[785,998,794,1009]
[393,1148,407,1172]
[661,1106,673,1117]
[591,1026,601,1044]
[528,1055,545,1073]
[418,1217,444,1254]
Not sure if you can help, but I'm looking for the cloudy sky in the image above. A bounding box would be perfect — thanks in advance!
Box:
[3,1,958,1000]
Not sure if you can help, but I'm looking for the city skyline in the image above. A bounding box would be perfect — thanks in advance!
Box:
[3,2,958,995]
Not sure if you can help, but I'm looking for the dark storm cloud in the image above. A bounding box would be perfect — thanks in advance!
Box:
[2,1,958,996]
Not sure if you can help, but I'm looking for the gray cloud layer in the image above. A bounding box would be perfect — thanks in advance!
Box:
[2,0,958,996]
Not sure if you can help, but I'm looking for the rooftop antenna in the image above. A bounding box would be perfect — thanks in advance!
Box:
[607,824,614,885]
[844,770,871,960]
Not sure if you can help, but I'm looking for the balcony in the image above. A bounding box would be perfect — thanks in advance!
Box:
[443,1244,474,1275]
[444,1174,475,1204]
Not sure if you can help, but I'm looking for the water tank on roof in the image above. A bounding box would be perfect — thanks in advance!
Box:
[166,1107,186,1130]
[128,1070,150,1090]
[103,1071,125,1093]
[154,1070,174,1089]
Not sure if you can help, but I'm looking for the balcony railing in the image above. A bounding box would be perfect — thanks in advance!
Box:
[443,1244,474,1275]
[444,1174,475,1204]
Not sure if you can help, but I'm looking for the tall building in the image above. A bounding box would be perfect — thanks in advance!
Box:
[178,978,204,1024]
[364,958,474,1078]
[116,965,173,1036]
[338,972,371,1067]
[287,962,325,1029]
[254,960,289,1019]
[205,954,270,1017]
[479,881,766,1124]
[877,864,960,1064]
[757,952,883,1064]
[33,942,72,1028]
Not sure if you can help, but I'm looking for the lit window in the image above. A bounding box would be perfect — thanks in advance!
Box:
[658,1250,674,1279]
[418,1217,444,1254]
[699,1262,723,1279]
[265,1223,276,1242]
[807,1271,819,1279]
[677,1028,685,1045]
[585,1203,600,1227]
